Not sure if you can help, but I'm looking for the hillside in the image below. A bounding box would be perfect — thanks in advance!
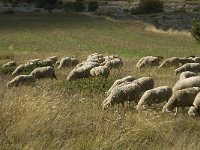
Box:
[0,13,200,150]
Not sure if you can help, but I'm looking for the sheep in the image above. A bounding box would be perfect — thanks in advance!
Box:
[162,87,200,115]
[67,63,98,81]
[179,71,198,80]
[106,76,135,96]
[103,58,123,69]
[38,59,54,67]
[158,57,180,68]
[102,77,154,110]
[133,77,154,93]
[102,82,142,110]
[188,92,200,117]
[175,63,200,75]
[26,59,41,65]
[58,57,72,69]
[136,56,163,68]
[47,56,58,64]
[7,75,36,88]
[179,57,195,65]
[2,61,16,68]
[173,76,200,91]
[193,57,200,63]
[90,66,110,77]
[71,57,79,66]
[12,64,27,76]
[86,53,105,63]
[136,86,172,110]
[31,66,57,80]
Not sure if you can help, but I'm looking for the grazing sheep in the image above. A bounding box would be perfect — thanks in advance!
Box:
[136,86,172,110]
[2,61,16,68]
[39,59,54,67]
[90,66,110,77]
[67,63,98,81]
[175,63,200,75]
[158,57,180,68]
[179,71,197,80]
[102,76,154,110]
[26,59,41,64]
[86,53,105,63]
[12,64,26,76]
[7,75,36,88]
[173,76,200,91]
[103,58,123,69]
[71,58,79,66]
[58,57,72,69]
[136,56,163,68]
[193,57,200,63]
[47,56,58,64]
[106,76,135,96]
[162,87,200,115]
[102,82,142,110]
[179,57,195,65]
[188,92,200,117]
[31,66,57,80]
[133,77,154,93]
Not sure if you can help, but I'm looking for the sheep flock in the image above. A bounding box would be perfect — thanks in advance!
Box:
[2,53,200,117]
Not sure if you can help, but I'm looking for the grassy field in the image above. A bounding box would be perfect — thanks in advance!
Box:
[1,13,200,150]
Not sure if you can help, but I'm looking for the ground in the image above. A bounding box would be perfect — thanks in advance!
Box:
[0,13,200,150]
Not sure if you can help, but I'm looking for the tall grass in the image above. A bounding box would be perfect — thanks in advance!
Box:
[1,13,200,149]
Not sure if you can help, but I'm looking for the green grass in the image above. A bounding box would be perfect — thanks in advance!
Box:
[0,13,200,150]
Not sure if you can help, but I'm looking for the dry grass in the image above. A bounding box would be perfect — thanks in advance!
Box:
[1,13,200,150]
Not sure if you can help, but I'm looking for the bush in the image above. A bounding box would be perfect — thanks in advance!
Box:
[35,0,57,8]
[191,19,200,44]
[64,1,85,12]
[131,0,164,15]
[88,1,98,12]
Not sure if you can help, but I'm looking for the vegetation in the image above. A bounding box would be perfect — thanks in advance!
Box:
[88,1,98,12]
[64,0,85,12]
[131,0,164,14]
[191,19,200,43]
[0,13,200,149]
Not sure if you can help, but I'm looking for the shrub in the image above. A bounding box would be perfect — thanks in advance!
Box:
[191,19,200,44]
[64,1,85,12]
[35,0,57,8]
[88,1,98,12]
[131,0,164,15]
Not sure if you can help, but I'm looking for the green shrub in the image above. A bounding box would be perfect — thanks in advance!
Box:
[191,19,200,44]
[64,1,85,12]
[35,0,57,8]
[88,1,98,12]
[131,0,164,15]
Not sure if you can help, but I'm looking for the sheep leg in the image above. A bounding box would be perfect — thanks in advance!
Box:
[53,73,57,80]
[173,107,178,116]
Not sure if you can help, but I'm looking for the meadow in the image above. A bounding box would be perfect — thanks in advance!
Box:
[1,13,200,150]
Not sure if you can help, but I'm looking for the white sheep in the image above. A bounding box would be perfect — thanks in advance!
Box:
[106,76,135,96]
[26,59,41,65]
[179,71,197,80]
[193,57,200,63]
[7,75,36,88]
[102,77,154,110]
[103,58,123,69]
[12,64,27,76]
[102,82,141,110]
[136,56,163,68]
[136,86,172,110]
[2,61,16,68]
[175,63,200,75]
[47,56,58,64]
[67,63,97,81]
[179,57,195,65]
[162,87,200,115]
[133,77,154,93]
[90,66,110,77]
[173,76,200,91]
[58,57,72,69]
[31,66,57,80]
[158,57,180,68]
[86,53,105,63]
[188,92,200,117]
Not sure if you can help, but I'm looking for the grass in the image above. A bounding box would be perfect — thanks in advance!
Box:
[0,13,200,149]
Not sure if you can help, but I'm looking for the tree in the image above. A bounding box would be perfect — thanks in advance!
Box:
[191,19,200,44]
